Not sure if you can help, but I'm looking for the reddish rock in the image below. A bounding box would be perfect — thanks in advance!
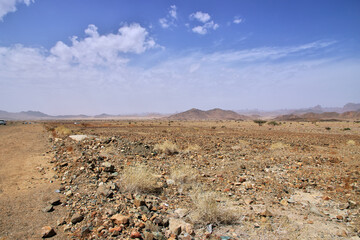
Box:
[111,214,129,225]
[41,226,56,238]
[130,231,142,238]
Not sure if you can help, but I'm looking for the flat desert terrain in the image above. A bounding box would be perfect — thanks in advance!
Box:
[1,120,359,239]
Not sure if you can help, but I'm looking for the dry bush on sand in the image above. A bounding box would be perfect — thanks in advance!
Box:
[183,144,201,153]
[121,163,159,193]
[171,164,198,184]
[55,125,72,136]
[190,190,239,225]
[270,142,287,150]
[154,140,179,155]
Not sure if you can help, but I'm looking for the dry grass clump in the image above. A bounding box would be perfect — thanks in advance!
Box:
[183,144,201,153]
[190,190,239,224]
[347,140,356,146]
[121,163,159,193]
[270,142,287,150]
[154,140,179,155]
[171,164,198,184]
[55,125,72,136]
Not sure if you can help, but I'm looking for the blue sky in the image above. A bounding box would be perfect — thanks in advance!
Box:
[0,0,359,115]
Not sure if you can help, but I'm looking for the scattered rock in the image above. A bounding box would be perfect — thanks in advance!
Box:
[41,226,56,238]
[42,205,54,213]
[110,214,129,225]
[70,213,84,224]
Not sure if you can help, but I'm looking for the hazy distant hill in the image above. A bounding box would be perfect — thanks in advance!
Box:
[168,108,247,120]
[275,110,360,121]
[237,103,360,117]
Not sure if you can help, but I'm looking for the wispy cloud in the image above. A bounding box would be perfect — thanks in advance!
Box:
[159,5,177,29]
[0,0,34,21]
[233,16,243,24]
[1,36,357,114]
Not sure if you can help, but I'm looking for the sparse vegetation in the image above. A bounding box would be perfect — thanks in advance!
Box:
[154,140,179,155]
[183,144,201,153]
[342,127,351,131]
[121,163,159,193]
[325,127,331,130]
[54,125,72,136]
[267,121,280,126]
[171,164,198,184]
[254,119,267,126]
[270,142,287,150]
[190,190,238,224]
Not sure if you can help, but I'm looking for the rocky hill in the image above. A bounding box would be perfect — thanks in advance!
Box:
[168,108,247,120]
[275,111,360,121]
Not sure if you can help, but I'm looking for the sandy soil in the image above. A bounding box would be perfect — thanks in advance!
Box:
[0,123,65,240]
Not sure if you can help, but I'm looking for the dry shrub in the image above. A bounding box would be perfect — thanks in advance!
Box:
[347,140,356,146]
[55,125,72,136]
[270,142,287,150]
[232,139,249,150]
[183,144,201,153]
[171,164,198,184]
[121,163,158,193]
[154,140,179,155]
[190,190,239,224]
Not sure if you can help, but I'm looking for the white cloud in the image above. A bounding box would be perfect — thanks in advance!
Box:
[159,5,177,29]
[233,16,243,24]
[192,21,219,35]
[190,11,210,23]
[49,23,157,66]
[192,26,207,35]
[159,18,169,28]
[189,11,219,35]
[169,5,177,19]
[0,0,34,21]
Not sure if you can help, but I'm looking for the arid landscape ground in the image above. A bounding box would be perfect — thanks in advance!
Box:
[0,119,359,239]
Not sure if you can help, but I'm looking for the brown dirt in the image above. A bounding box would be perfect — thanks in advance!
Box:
[0,123,65,240]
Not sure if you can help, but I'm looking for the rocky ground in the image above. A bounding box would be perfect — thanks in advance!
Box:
[1,120,360,239]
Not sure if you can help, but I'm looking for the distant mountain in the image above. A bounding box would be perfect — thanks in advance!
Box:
[0,110,52,120]
[237,103,360,117]
[168,108,248,120]
[0,110,166,120]
[343,103,360,112]
[275,110,360,121]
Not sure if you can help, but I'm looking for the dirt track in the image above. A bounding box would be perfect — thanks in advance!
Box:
[0,124,65,239]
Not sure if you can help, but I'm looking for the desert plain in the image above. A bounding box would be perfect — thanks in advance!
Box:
[0,120,359,239]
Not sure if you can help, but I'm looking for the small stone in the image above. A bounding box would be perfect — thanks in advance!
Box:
[260,209,273,217]
[336,215,343,220]
[348,200,357,209]
[109,226,122,235]
[41,226,56,238]
[280,199,288,206]
[70,213,84,224]
[336,230,348,237]
[65,190,72,197]
[254,223,260,228]
[134,198,146,207]
[169,218,183,236]
[110,214,129,225]
[42,205,54,213]
[130,231,142,238]
[174,208,188,218]
[102,162,115,172]
[57,217,66,226]
[244,197,253,205]
[49,197,61,206]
